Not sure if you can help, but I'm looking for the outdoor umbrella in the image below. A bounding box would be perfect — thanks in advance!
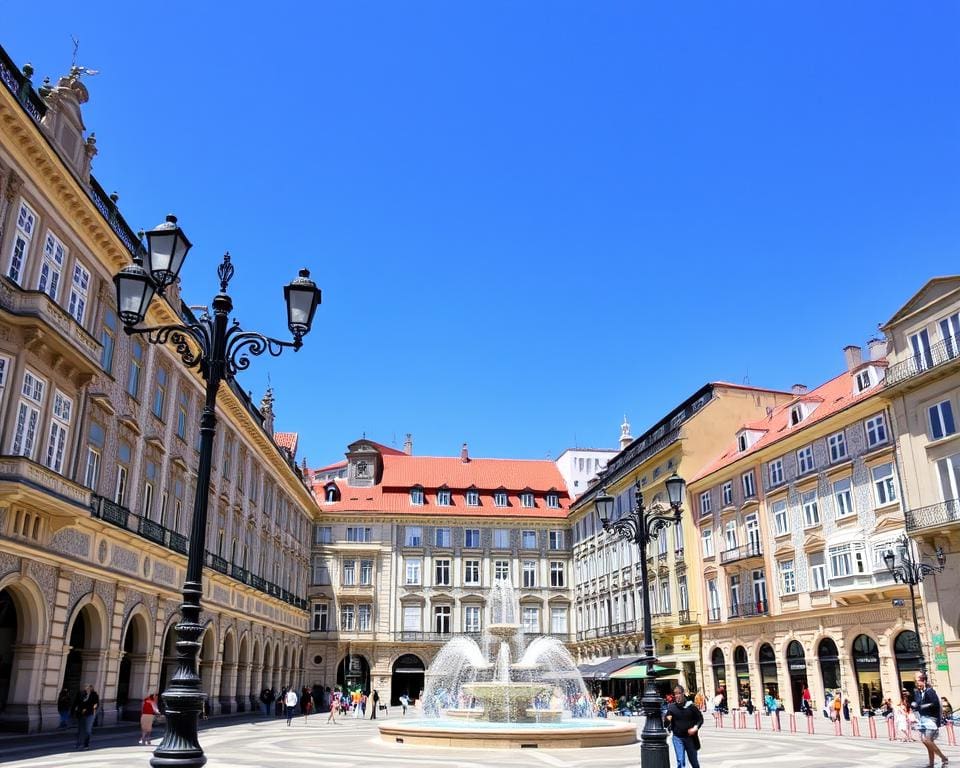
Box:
[609,664,681,680]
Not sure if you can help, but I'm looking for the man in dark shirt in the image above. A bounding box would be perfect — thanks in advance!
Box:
[72,684,99,750]
[665,684,704,768]
[913,672,947,767]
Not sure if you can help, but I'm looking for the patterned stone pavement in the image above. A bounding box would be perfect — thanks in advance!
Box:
[0,712,954,767]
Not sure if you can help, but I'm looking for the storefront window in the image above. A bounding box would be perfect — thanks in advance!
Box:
[818,637,841,693]
[786,640,808,712]
[758,642,779,702]
[734,645,751,705]
[893,630,922,695]
[711,647,727,703]
[852,634,883,712]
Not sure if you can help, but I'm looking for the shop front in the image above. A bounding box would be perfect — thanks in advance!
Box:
[852,634,883,712]
[786,640,809,712]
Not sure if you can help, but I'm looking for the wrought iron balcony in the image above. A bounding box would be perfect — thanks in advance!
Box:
[207,552,229,574]
[678,609,696,625]
[138,516,167,545]
[886,335,960,387]
[727,599,769,619]
[905,499,960,533]
[720,541,764,565]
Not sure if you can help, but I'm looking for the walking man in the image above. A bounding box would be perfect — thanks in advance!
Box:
[665,684,703,768]
[371,689,380,720]
[913,672,949,767]
[73,684,99,751]
[284,687,298,726]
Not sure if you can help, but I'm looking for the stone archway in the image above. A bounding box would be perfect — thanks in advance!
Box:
[199,627,217,710]
[219,630,238,714]
[236,634,250,712]
[261,641,273,692]
[116,610,151,720]
[390,654,425,706]
[62,599,109,705]
[158,620,178,696]
[0,579,48,732]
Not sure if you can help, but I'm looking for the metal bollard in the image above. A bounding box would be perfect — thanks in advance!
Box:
[887,716,896,741]
[834,717,842,736]
[789,713,797,733]
[740,711,746,729]
[807,714,815,734]
[731,710,737,729]
[754,712,761,730]
[850,717,860,737]
[868,716,877,739]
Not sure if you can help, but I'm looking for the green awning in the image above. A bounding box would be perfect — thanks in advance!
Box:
[609,664,681,680]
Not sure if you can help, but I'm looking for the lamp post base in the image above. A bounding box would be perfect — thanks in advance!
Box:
[640,665,670,768]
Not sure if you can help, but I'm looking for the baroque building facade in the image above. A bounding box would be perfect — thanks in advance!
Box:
[567,383,793,694]
[305,439,574,705]
[0,47,312,732]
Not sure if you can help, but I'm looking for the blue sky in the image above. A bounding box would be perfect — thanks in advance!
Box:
[6,2,959,467]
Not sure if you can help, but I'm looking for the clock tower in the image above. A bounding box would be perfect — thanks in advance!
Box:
[345,439,382,487]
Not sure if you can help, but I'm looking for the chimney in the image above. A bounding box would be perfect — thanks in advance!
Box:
[843,345,863,372]
[460,443,470,463]
[403,433,413,455]
[868,337,888,361]
[619,415,633,450]
[791,384,807,396]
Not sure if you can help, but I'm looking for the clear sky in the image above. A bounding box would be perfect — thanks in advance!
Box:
[5,2,959,468]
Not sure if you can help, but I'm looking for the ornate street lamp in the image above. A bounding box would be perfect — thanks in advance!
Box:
[883,532,945,673]
[595,472,686,768]
[114,216,321,768]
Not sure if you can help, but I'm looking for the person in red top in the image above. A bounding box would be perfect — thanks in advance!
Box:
[139,693,160,745]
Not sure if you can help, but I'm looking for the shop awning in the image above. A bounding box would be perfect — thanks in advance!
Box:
[578,656,643,680]
[610,664,681,680]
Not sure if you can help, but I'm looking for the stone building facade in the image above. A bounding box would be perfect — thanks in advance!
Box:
[0,48,312,732]
[305,439,574,705]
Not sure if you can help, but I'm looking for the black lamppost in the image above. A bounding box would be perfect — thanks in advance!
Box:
[113,215,321,768]
[883,532,945,674]
[595,472,686,768]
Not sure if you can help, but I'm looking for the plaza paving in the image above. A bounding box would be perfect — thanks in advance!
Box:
[0,712,955,767]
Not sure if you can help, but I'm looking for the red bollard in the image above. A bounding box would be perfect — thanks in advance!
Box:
[887,716,896,741]
[789,713,797,733]
[754,712,762,730]
[731,710,738,729]
[834,717,842,736]
[773,713,782,731]
[868,716,877,739]
[740,711,746,729]
[851,717,860,737]
[946,723,956,746]
[807,715,815,734]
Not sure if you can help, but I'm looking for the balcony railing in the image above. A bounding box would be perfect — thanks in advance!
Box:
[905,499,960,533]
[720,542,763,564]
[707,607,721,624]
[727,599,769,619]
[678,609,695,625]
[90,494,306,610]
[886,335,960,387]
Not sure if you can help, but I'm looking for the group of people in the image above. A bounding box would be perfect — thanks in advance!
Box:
[323,688,382,723]
[56,685,162,751]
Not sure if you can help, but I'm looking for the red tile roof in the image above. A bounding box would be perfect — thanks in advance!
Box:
[691,364,887,483]
[274,432,299,455]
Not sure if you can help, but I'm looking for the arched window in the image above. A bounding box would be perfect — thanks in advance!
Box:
[711,647,727,693]
[324,483,340,503]
[734,645,751,702]
[894,630,922,694]
[818,637,840,691]
[758,643,779,700]
[786,640,808,712]
[852,634,883,711]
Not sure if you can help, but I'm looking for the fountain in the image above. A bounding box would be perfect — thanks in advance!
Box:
[378,580,637,748]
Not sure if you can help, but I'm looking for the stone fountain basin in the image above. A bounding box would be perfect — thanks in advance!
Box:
[378,718,638,749]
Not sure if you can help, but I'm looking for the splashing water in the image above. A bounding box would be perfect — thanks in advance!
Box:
[422,579,594,722]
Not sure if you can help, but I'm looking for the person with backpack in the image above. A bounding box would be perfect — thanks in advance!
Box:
[72,684,99,751]
[913,672,949,767]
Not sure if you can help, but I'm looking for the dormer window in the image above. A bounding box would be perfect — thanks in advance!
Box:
[437,488,451,506]
[546,492,559,509]
[410,486,425,506]
[737,433,748,452]
[790,406,803,426]
[324,483,340,503]
[494,491,508,507]
[521,492,534,508]
[855,369,875,393]
[466,489,480,506]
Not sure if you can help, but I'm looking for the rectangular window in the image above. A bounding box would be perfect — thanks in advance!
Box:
[833,478,854,518]
[522,560,537,587]
[721,482,733,506]
[494,491,508,507]
[358,604,371,631]
[549,530,564,549]
[872,463,898,506]
[797,445,815,474]
[772,499,789,536]
[521,530,537,549]
[142,481,154,519]
[127,341,143,398]
[67,262,90,325]
[360,559,373,585]
[342,560,356,586]
[100,308,117,374]
[829,542,866,578]
[405,558,421,585]
[936,452,960,501]
[550,561,565,587]
[768,459,784,487]
[856,369,873,392]
[434,527,451,547]
[115,465,128,507]
[404,526,422,547]
[550,606,568,634]
[701,528,714,558]
[865,413,888,448]
[660,581,672,613]
[312,557,331,585]
[464,559,480,585]
[493,528,510,549]
[546,493,559,509]
[402,605,421,632]
[153,367,167,419]
[724,520,737,550]
[940,312,960,357]
[828,431,848,462]
[312,602,329,631]
[8,201,37,284]
[83,422,104,489]
[43,389,72,473]
[494,560,510,581]
[11,370,46,458]
[314,525,332,545]
[38,231,65,300]
[779,559,797,595]
[802,490,820,527]
[435,558,451,586]
[929,400,957,441]
[742,471,756,498]
[340,604,355,631]
[699,492,712,516]
[434,605,451,634]
[464,605,481,632]
[809,552,827,591]
[522,606,540,632]
[466,490,480,506]
[176,388,189,439]
[707,578,720,620]
[346,526,371,543]
[410,487,424,505]
[521,492,534,508]
[464,528,480,548]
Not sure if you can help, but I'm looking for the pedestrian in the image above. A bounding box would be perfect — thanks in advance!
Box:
[913,671,949,767]
[693,690,705,712]
[943,697,954,722]
[371,689,380,720]
[284,687,298,726]
[831,690,842,722]
[896,692,911,742]
[139,693,160,745]
[259,688,271,717]
[303,691,312,724]
[326,690,339,724]
[73,683,99,751]
[352,689,361,719]
[665,685,703,768]
[400,692,409,716]
[57,687,72,729]
[801,686,812,716]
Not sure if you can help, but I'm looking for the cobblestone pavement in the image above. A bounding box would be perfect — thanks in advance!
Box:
[1,712,955,767]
